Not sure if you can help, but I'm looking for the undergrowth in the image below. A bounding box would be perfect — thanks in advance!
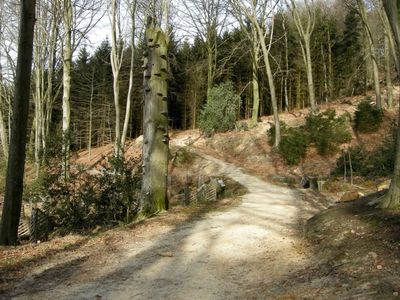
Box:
[354,100,383,133]
[333,126,396,178]
[268,109,351,165]
[25,157,141,234]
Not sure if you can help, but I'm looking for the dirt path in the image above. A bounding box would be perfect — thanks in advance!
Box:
[9,152,329,300]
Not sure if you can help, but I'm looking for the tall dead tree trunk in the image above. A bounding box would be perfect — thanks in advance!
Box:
[0,0,36,246]
[141,17,169,216]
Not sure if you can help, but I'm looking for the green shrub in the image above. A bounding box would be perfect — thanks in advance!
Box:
[278,127,309,165]
[267,122,287,146]
[332,144,369,177]
[27,157,141,233]
[198,81,240,135]
[354,101,383,133]
[333,127,396,178]
[236,121,249,131]
[305,109,351,155]
[369,128,396,176]
[174,147,195,166]
[268,110,352,165]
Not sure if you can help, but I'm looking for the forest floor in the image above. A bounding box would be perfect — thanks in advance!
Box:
[1,147,333,299]
[3,143,399,299]
[1,92,400,299]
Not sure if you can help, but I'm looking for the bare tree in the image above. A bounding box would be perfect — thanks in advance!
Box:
[61,0,104,178]
[355,0,382,108]
[121,0,138,148]
[285,0,317,113]
[229,0,281,146]
[110,0,124,158]
[0,0,36,246]
[182,0,227,101]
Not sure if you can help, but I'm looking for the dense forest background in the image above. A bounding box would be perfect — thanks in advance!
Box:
[0,0,390,162]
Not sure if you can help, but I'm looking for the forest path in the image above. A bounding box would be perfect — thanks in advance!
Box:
[11,151,327,300]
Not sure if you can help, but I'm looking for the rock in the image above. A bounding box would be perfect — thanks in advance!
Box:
[217,179,226,189]
[339,190,360,202]
[92,225,102,234]
[378,179,391,191]
[158,251,174,257]
[393,292,399,297]
[376,265,383,270]
[292,167,302,176]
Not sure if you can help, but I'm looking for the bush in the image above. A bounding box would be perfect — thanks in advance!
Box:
[278,127,309,165]
[267,122,287,146]
[369,128,396,176]
[354,101,383,133]
[333,127,396,178]
[305,109,351,155]
[332,144,369,177]
[236,121,249,131]
[198,81,240,135]
[173,147,195,166]
[27,157,141,233]
[268,110,352,165]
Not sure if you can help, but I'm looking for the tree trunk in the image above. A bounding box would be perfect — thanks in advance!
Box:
[62,0,72,180]
[304,38,317,112]
[357,0,382,108]
[251,25,260,125]
[286,0,317,113]
[283,18,289,111]
[141,18,169,216]
[207,45,214,102]
[111,0,122,159]
[0,76,8,159]
[121,1,137,149]
[0,0,36,246]
[380,0,400,209]
[88,69,94,160]
[255,20,280,147]
[385,34,394,108]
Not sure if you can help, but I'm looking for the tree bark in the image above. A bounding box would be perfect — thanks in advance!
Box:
[121,1,137,149]
[111,0,122,159]
[62,0,72,179]
[283,16,290,111]
[380,0,400,209]
[141,18,169,216]
[251,24,260,125]
[0,0,36,246]
[287,0,317,113]
[385,34,394,108]
[254,19,280,147]
[357,0,382,108]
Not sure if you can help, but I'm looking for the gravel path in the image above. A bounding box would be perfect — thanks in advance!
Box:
[10,152,325,300]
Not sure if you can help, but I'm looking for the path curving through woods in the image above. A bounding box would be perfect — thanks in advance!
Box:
[9,151,329,300]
